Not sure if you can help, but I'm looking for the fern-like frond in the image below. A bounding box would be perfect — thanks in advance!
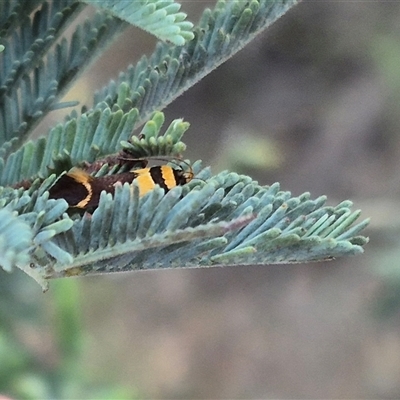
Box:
[0,107,137,185]
[119,111,189,159]
[0,176,73,280]
[0,0,43,37]
[0,207,32,272]
[0,110,188,186]
[0,0,82,98]
[83,0,194,45]
[90,0,299,127]
[0,0,370,292]
[0,4,123,148]
[13,161,368,290]
[0,111,369,289]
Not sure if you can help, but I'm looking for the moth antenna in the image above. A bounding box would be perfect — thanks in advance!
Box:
[117,155,195,179]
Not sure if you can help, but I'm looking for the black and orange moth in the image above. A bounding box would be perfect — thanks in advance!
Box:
[48,164,194,209]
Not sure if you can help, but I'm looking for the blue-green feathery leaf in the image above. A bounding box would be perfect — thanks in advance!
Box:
[9,160,368,290]
[0,0,43,38]
[0,1,82,98]
[0,207,32,272]
[0,2,123,148]
[0,1,370,291]
[0,110,189,185]
[90,0,299,128]
[0,176,73,289]
[83,0,194,45]
[0,100,369,291]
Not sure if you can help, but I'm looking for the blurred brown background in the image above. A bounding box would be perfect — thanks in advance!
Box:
[8,1,400,398]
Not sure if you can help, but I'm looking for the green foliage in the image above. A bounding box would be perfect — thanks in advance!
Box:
[0,279,138,398]
[0,208,32,272]
[0,108,141,184]
[82,0,195,45]
[89,0,301,127]
[0,0,369,290]
[0,0,122,147]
